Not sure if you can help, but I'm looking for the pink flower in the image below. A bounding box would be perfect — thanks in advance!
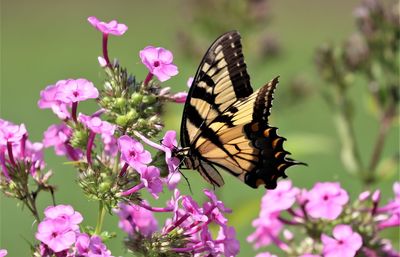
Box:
[203,189,231,225]
[305,182,349,220]
[139,46,179,82]
[88,16,128,36]
[182,195,208,222]
[138,166,163,198]
[0,123,27,145]
[55,79,99,104]
[35,218,77,253]
[321,224,362,257]
[187,77,194,88]
[78,114,116,135]
[377,182,400,229]
[300,255,321,257]
[38,83,71,119]
[101,134,118,157]
[115,202,158,237]
[0,249,7,257]
[75,233,113,257]
[255,253,278,257]
[44,204,83,230]
[172,92,187,103]
[261,180,299,214]
[118,135,152,170]
[247,212,283,249]
[43,124,81,160]
[135,130,181,189]
[217,225,240,257]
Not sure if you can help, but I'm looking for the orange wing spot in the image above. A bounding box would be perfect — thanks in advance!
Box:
[256,179,265,187]
[274,151,284,159]
[272,138,281,148]
[277,163,287,170]
[251,123,259,132]
[263,128,271,137]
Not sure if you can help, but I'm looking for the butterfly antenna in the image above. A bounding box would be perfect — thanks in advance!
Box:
[172,157,193,195]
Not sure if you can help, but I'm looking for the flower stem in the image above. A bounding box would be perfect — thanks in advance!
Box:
[119,162,129,177]
[6,142,16,167]
[94,201,106,235]
[102,33,111,68]
[86,131,95,166]
[121,182,145,196]
[143,72,153,86]
[137,201,173,212]
[71,102,78,123]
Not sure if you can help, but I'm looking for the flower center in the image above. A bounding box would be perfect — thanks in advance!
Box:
[338,239,344,245]
[129,151,136,158]
[73,91,79,97]
[323,195,329,201]
[153,61,160,67]
[51,232,58,238]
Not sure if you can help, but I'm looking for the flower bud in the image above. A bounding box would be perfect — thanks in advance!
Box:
[115,97,127,109]
[142,95,156,104]
[131,92,143,105]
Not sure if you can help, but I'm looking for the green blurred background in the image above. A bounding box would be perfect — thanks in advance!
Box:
[1,0,398,256]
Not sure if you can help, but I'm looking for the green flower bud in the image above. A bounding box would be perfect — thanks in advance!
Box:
[116,114,131,127]
[127,109,138,121]
[131,92,143,105]
[99,181,112,193]
[115,97,127,109]
[142,95,156,104]
[144,106,155,115]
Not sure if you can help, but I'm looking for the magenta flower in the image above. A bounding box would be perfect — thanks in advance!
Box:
[0,123,27,145]
[261,180,299,214]
[101,133,118,157]
[203,189,231,225]
[43,124,81,161]
[118,135,151,173]
[305,182,349,220]
[75,233,113,257]
[300,255,321,257]
[172,92,188,103]
[38,83,71,120]
[79,113,116,165]
[140,46,179,83]
[0,249,7,257]
[55,79,99,104]
[78,114,116,135]
[377,182,400,229]
[321,224,362,257]
[88,16,127,36]
[182,195,208,222]
[115,202,158,237]
[247,212,284,249]
[216,225,240,257]
[43,205,83,230]
[35,218,77,253]
[135,130,181,190]
[138,166,163,198]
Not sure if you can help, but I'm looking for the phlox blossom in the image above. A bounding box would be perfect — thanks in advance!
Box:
[118,135,151,170]
[55,79,99,104]
[140,46,178,82]
[305,182,349,220]
[321,224,362,257]
[88,16,127,36]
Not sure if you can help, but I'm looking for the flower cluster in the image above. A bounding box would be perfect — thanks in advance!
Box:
[249,180,400,257]
[34,205,112,257]
[115,189,239,257]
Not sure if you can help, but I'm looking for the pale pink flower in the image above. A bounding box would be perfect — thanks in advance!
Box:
[44,204,83,231]
[321,224,362,257]
[261,180,299,214]
[137,165,163,199]
[38,83,71,119]
[97,56,107,67]
[118,135,152,169]
[140,46,179,82]
[135,130,181,190]
[55,79,99,104]
[88,16,128,36]
[75,233,113,257]
[0,123,27,145]
[43,124,72,155]
[217,225,240,257]
[172,92,187,103]
[0,249,7,257]
[78,114,115,135]
[247,212,283,249]
[35,218,77,253]
[300,255,321,257]
[305,182,349,220]
[255,253,278,257]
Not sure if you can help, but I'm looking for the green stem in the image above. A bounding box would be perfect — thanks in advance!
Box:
[94,201,106,235]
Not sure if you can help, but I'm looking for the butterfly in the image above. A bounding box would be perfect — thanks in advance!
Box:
[174,31,304,189]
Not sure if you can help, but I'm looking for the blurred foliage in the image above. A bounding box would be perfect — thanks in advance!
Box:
[315,0,399,186]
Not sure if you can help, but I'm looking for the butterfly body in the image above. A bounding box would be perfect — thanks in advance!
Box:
[176,31,303,189]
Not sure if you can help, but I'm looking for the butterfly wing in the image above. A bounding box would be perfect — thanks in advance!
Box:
[181,31,253,148]
[197,77,303,189]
